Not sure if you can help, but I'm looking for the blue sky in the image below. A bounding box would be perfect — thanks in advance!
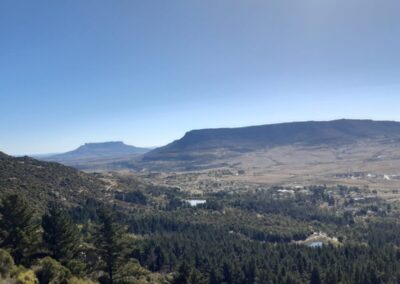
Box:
[1,0,399,155]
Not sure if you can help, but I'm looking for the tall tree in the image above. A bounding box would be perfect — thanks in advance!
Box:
[0,194,39,265]
[42,206,80,262]
[223,262,234,284]
[310,267,322,284]
[173,262,192,284]
[244,259,257,284]
[96,208,125,284]
[209,268,221,284]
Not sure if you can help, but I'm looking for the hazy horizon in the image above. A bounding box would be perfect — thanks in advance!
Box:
[7,117,400,156]
[1,0,400,155]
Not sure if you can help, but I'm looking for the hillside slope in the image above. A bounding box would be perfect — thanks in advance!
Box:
[144,119,400,161]
[119,119,400,171]
[0,151,105,210]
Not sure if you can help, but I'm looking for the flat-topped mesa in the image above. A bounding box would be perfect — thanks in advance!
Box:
[144,119,400,161]
[80,141,126,149]
[40,141,151,167]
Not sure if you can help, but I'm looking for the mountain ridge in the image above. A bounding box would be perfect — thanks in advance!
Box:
[31,119,400,171]
[40,141,150,169]
[143,119,400,163]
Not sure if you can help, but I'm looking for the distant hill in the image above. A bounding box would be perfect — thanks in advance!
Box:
[141,119,400,167]
[41,141,150,169]
[0,151,105,210]
[32,120,400,172]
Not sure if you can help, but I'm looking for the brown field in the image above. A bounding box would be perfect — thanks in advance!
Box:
[117,141,400,202]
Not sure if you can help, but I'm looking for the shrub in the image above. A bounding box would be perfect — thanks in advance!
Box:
[15,269,39,284]
[35,257,71,284]
[0,248,14,278]
[65,259,87,278]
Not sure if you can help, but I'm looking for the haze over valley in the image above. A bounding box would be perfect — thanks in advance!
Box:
[35,119,400,194]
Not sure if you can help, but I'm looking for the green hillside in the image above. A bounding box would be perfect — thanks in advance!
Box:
[0,152,105,210]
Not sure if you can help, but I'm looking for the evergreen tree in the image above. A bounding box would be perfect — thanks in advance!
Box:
[188,267,204,284]
[208,268,220,284]
[326,267,338,284]
[223,262,233,284]
[153,245,165,271]
[310,267,321,284]
[244,259,257,284]
[95,208,126,284]
[42,206,80,262]
[0,194,39,264]
[173,262,192,284]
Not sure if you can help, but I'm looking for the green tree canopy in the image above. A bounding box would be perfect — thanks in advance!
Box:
[0,194,40,265]
[96,208,127,284]
[42,206,80,262]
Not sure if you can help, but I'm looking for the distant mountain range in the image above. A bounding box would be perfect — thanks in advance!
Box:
[143,119,400,162]
[40,142,150,170]
[33,119,400,171]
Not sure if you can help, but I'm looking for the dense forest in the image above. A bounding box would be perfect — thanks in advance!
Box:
[2,180,400,283]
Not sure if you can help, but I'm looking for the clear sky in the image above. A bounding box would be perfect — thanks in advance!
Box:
[1,0,400,155]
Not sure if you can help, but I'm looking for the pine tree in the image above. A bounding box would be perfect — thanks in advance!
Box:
[173,262,192,284]
[0,194,39,265]
[153,245,165,271]
[96,208,126,284]
[310,267,321,284]
[209,268,220,284]
[326,267,338,284]
[244,259,257,284]
[42,206,80,262]
[223,262,233,284]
